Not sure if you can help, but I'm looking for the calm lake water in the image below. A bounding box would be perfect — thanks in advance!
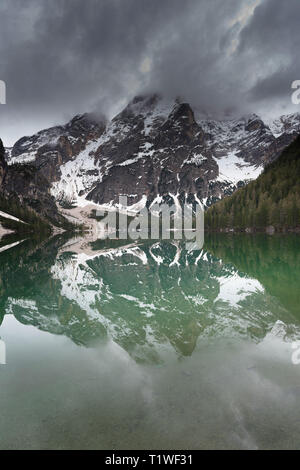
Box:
[0,233,300,450]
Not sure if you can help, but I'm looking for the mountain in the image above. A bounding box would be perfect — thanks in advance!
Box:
[0,138,74,233]
[205,135,300,232]
[7,95,300,213]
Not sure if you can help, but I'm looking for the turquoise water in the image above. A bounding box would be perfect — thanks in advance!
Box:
[0,233,300,449]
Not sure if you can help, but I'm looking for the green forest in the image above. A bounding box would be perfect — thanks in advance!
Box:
[205,135,300,231]
[0,194,52,234]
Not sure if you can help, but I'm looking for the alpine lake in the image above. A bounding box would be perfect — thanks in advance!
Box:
[0,232,300,450]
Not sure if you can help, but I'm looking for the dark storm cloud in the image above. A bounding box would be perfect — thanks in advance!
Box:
[238,0,300,108]
[0,0,299,145]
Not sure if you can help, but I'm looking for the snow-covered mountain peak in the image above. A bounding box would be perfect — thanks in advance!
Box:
[267,112,300,138]
[240,112,261,123]
[8,112,106,166]
[5,95,300,210]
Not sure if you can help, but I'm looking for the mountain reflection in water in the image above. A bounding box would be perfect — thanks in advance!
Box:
[0,233,299,364]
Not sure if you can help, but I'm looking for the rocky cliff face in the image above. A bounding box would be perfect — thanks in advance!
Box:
[0,139,7,187]
[2,165,71,227]
[10,113,106,182]
[7,95,300,211]
[0,138,71,228]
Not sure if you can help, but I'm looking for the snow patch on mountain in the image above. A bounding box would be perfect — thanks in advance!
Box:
[9,151,37,165]
[0,210,26,224]
[213,151,263,184]
[266,112,300,138]
[50,139,102,202]
[9,129,62,165]
[182,153,207,166]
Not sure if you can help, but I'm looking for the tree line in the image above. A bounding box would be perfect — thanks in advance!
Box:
[205,135,300,231]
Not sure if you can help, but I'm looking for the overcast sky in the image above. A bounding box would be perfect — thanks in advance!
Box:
[0,0,299,146]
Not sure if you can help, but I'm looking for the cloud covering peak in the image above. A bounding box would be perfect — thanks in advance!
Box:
[0,0,299,145]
